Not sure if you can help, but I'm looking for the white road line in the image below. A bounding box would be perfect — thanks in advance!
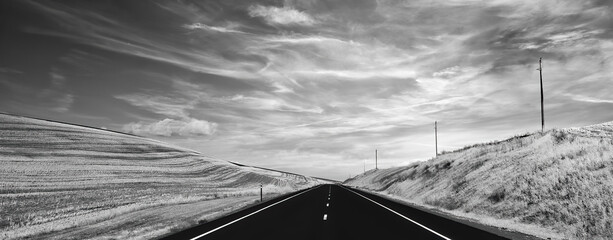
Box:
[341,186,451,240]
[323,214,328,220]
[326,203,329,207]
[190,186,321,240]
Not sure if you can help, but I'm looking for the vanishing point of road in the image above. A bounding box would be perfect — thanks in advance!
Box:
[161,184,515,240]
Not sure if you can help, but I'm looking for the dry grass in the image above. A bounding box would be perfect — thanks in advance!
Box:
[0,114,323,239]
[345,121,613,239]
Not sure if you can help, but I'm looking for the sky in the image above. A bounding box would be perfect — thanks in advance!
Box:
[1,0,612,180]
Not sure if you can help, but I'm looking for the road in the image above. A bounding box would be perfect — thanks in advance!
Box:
[161,184,510,240]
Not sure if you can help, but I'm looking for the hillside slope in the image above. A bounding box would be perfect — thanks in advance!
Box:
[0,113,323,239]
[344,122,613,239]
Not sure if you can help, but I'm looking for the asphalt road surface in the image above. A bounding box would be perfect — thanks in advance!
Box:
[161,184,511,240]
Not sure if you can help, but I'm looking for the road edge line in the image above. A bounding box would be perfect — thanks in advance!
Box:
[341,185,452,240]
[190,185,322,240]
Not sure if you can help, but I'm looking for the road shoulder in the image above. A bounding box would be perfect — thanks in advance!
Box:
[345,186,549,240]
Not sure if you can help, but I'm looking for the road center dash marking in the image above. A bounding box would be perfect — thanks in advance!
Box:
[323,214,328,220]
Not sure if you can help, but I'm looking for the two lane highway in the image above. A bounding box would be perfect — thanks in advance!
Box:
[161,184,509,240]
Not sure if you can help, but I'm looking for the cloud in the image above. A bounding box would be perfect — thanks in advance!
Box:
[250,34,418,81]
[293,69,417,80]
[183,23,246,34]
[0,66,75,115]
[115,93,195,118]
[263,35,351,44]
[21,1,263,81]
[432,66,462,78]
[229,94,323,113]
[248,5,316,26]
[287,0,380,24]
[36,69,74,113]
[0,67,23,74]
[123,118,217,137]
[567,94,613,104]
[53,94,74,112]
[271,82,294,93]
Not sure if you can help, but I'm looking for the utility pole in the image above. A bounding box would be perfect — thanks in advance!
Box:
[435,121,438,157]
[375,149,378,170]
[260,184,263,202]
[538,57,545,132]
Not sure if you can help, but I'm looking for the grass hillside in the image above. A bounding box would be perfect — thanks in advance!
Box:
[0,113,323,239]
[344,121,613,239]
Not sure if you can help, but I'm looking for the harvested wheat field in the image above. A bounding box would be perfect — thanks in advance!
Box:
[0,113,323,239]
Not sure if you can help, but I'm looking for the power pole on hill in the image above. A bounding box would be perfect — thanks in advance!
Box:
[435,121,438,157]
[375,149,378,170]
[538,57,545,132]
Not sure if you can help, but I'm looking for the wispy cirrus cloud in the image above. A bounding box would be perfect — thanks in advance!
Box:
[0,67,23,74]
[41,69,74,113]
[229,94,323,113]
[183,23,247,34]
[115,93,195,119]
[567,95,613,104]
[21,1,265,81]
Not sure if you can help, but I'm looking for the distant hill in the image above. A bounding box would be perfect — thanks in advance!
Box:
[344,121,613,239]
[0,113,324,239]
